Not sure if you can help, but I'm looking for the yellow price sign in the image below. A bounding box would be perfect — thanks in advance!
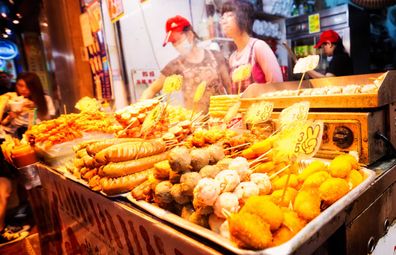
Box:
[279,101,310,128]
[141,103,164,134]
[308,13,320,34]
[294,120,323,159]
[223,101,241,123]
[245,101,273,125]
[193,81,207,103]
[163,74,183,94]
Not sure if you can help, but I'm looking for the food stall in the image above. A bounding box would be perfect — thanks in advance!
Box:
[2,72,396,255]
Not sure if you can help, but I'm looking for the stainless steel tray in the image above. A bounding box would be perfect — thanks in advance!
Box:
[126,165,375,255]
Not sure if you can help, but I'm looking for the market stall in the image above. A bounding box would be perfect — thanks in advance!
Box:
[2,72,396,254]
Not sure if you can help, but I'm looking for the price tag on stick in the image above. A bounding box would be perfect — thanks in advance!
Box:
[223,101,241,124]
[294,120,324,159]
[245,101,274,125]
[279,102,310,129]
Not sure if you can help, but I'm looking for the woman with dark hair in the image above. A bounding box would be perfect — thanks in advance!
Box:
[220,0,283,94]
[308,30,353,78]
[1,72,55,136]
[141,15,231,113]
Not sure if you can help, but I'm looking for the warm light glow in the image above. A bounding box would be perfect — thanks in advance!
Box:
[41,22,48,27]
[12,20,19,24]
[5,28,11,35]
[16,13,22,18]
[9,0,14,4]
[1,13,7,18]
[2,34,8,38]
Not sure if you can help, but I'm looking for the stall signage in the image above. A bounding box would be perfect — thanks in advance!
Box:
[294,120,323,158]
[245,101,273,125]
[279,101,310,128]
[308,13,320,34]
[0,40,18,60]
[107,0,125,23]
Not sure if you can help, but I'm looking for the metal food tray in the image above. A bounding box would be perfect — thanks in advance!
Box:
[240,71,396,109]
[126,166,375,255]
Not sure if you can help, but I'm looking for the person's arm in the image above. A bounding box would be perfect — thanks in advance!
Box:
[254,41,283,83]
[140,74,166,100]
[307,70,335,78]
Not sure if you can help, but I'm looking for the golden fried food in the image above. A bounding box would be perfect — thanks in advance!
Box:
[298,160,327,182]
[347,169,364,189]
[241,196,284,231]
[319,178,349,205]
[271,187,298,207]
[241,148,256,159]
[188,212,209,228]
[282,208,307,233]
[253,161,275,173]
[228,212,272,250]
[250,138,273,155]
[294,189,321,221]
[153,160,171,180]
[302,171,330,189]
[338,154,359,169]
[272,174,299,190]
[271,226,295,247]
[329,156,352,178]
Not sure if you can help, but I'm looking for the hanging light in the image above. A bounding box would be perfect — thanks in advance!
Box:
[5,28,11,35]
[12,19,19,24]
[16,13,22,19]
[1,13,7,18]
[9,0,14,4]
[2,34,8,38]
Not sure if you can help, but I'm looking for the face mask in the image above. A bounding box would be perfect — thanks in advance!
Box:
[174,38,193,56]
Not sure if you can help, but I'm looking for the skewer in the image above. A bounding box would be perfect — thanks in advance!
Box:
[249,149,272,166]
[223,143,251,151]
[280,170,292,204]
[269,164,291,180]
[117,119,138,138]
[222,208,232,218]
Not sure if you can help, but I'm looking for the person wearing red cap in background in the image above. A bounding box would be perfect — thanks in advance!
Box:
[308,29,353,78]
[140,15,231,113]
[220,0,283,95]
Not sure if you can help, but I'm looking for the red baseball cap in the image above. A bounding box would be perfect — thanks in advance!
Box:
[314,30,340,48]
[162,15,191,47]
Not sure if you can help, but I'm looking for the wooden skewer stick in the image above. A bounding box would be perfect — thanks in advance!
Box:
[222,208,232,218]
[249,149,273,166]
[297,72,306,91]
[269,164,291,180]
[281,170,292,204]
[223,143,251,151]
[63,104,67,114]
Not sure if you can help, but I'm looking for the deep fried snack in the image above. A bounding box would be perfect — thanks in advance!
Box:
[199,165,221,178]
[189,212,209,228]
[207,144,225,164]
[347,169,364,189]
[190,149,210,172]
[329,155,352,178]
[270,187,298,207]
[240,196,284,231]
[302,171,330,189]
[253,161,275,174]
[154,181,174,206]
[282,208,307,233]
[154,160,171,180]
[180,172,202,196]
[271,226,295,247]
[170,184,190,205]
[216,158,233,170]
[169,146,191,173]
[319,178,349,205]
[294,189,321,221]
[298,160,327,182]
[228,212,272,250]
[272,174,299,190]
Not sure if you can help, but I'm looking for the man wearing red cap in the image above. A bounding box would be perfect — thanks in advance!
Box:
[308,29,353,78]
[141,15,231,113]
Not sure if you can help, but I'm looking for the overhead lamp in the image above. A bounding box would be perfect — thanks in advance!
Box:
[1,13,7,18]
[41,22,48,27]
[2,34,8,38]
[5,28,11,34]
[12,20,19,24]
[9,0,14,4]
[16,13,22,19]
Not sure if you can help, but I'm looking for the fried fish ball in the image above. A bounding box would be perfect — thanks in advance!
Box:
[282,208,307,233]
[180,172,202,196]
[270,187,298,207]
[228,212,272,250]
[294,189,321,221]
[298,160,327,182]
[302,171,331,189]
[207,144,225,164]
[319,178,349,205]
[241,196,284,231]
[199,165,221,178]
[216,158,233,170]
[170,184,190,205]
[271,226,295,247]
[329,156,352,178]
[169,146,191,173]
[154,181,174,206]
[272,174,299,190]
[190,149,210,172]
[189,212,209,228]
[347,169,364,189]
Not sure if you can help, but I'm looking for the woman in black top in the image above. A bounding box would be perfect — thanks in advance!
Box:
[308,30,353,78]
